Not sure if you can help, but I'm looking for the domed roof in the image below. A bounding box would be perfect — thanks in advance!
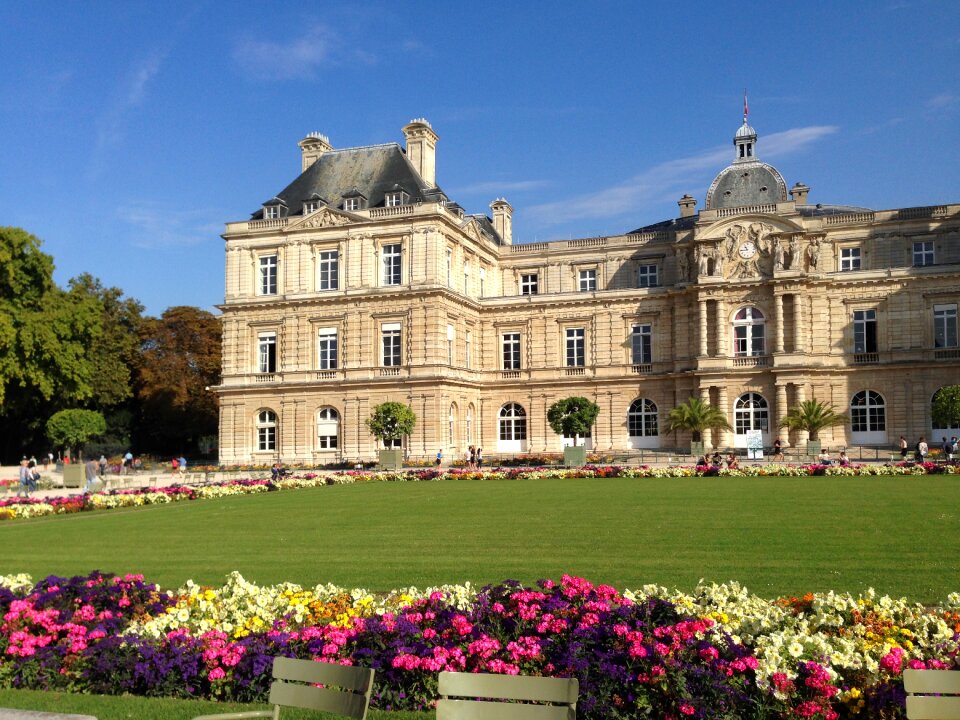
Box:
[706,162,787,209]
[705,116,787,210]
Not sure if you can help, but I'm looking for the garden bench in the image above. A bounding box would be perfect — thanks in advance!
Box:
[904,668,960,718]
[437,671,578,719]
[192,656,374,720]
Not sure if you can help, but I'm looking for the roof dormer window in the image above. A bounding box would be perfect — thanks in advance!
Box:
[302,193,325,215]
[385,190,408,207]
[262,197,286,219]
[342,187,367,212]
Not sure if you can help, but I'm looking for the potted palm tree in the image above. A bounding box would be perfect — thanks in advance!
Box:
[666,397,732,456]
[365,402,416,470]
[547,396,600,467]
[778,399,848,459]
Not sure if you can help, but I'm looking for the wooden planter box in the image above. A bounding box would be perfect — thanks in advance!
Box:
[378,449,403,470]
[62,464,85,488]
[563,446,587,467]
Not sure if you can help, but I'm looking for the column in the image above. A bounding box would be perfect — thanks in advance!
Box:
[716,299,727,357]
[718,386,731,449]
[700,385,712,450]
[795,383,808,444]
[698,300,708,356]
[776,384,788,445]
[793,294,803,352]
[774,294,784,353]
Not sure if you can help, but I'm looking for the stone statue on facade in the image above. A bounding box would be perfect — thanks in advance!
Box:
[807,237,822,270]
[787,236,799,270]
[723,224,743,258]
[676,249,689,282]
[711,244,724,276]
[696,245,709,276]
[773,238,785,270]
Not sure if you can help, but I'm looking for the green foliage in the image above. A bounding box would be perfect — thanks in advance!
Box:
[46,408,107,455]
[932,385,960,428]
[778,399,848,441]
[546,396,600,444]
[665,397,732,442]
[366,402,416,444]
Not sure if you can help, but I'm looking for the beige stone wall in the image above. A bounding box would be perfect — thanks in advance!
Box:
[215,201,960,464]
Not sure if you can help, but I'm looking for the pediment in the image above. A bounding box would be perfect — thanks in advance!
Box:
[461,218,484,243]
[287,207,358,231]
[699,215,802,242]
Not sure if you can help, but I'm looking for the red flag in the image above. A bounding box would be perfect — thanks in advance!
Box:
[743,90,749,119]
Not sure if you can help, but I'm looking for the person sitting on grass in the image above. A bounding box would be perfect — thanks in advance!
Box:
[695,455,709,470]
[726,452,739,470]
[818,449,831,465]
[838,450,850,466]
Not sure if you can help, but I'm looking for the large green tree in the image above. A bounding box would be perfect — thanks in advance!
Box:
[46,409,107,460]
[547,396,600,446]
[134,306,221,454]
[0,227,102,460]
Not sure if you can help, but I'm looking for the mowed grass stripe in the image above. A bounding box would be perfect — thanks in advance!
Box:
[0,476,956,601]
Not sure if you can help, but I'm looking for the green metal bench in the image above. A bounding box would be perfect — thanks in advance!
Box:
[437,671,578,719]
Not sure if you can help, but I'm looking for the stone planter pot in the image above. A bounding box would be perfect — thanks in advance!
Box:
[378,449,403,471]
[563,445,587,467]
[63,464,85,488]
[806,440,822,460]
[689,441,705,457]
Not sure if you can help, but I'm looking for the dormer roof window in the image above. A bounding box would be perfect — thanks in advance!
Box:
[384,184,410,208]
[342,187,367,212]
[262,197,287,220]
[302,193,326,215]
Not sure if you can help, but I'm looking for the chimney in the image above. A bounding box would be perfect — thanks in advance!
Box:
[402,118,439,187]
[490,198,513,245]
[678,194,697,218]
[298,132,332,172]
[790,182,810,206]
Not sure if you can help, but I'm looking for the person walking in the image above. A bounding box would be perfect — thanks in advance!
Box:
[899,435,908,461]
[915,436,928,462]
[84,458,99,494]
[178,455,187,477]
[98,455,107,477]
[17,458,31,497]
[435,449,443,468]
[772,437,784,462]
[475,447,483,469]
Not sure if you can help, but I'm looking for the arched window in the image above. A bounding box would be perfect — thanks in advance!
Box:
[466,404,474,444]
[317,407,339,449]
[256,410,277,452]
[734,393,769,435]
[850,391,886,433]
[499,403,527,440]
[733,307,765,357]
[628,399,658,437]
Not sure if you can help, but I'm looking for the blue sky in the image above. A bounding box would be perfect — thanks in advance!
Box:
[2,1,958,317]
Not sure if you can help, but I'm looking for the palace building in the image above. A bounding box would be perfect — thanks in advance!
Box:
[213,115,960,464]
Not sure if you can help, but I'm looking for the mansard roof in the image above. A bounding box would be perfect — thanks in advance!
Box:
[250,143,446,219]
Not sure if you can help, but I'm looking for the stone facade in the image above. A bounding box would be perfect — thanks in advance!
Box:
[214,117,960,464]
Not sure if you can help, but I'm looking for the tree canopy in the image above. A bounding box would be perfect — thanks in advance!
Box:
[366,402,416,445]
[546,396,600,445]
[665,397,732,443]
[46,409,106,458]
[932,386,960,429]
[778,399,848,441]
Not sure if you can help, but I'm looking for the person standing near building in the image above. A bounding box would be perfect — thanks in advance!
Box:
[84,458,99,494]
[122,450,133,475]
[773,437,784,462]
[899,435,908,461]
[98,455,107,477]
[178,455,187,477]
[915,436,928,462]
[17,458,31,497]
[475,447,483,469]
[435,449,443,468]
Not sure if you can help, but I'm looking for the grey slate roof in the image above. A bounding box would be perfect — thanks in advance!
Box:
[250,143,446,219]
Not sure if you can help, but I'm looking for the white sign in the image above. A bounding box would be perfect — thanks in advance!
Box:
[746,429,764,460]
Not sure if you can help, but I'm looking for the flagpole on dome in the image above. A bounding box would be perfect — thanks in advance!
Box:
[743,89,749,124]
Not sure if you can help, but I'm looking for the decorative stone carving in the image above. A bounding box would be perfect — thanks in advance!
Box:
[807,237,822,271]
[676,249,689,282]
[773,237,785,270]
[787,236,799,270]
[296,208,351,229]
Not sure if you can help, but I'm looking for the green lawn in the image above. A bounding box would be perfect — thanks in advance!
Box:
[0,476,957,601]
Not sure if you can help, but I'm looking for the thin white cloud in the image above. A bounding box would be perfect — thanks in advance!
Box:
[925,92,957,110]
[525,125,838,226]
[118,202,219,249]
[89,50,165,179]
[453,179,550,196]
[233,25,342,80]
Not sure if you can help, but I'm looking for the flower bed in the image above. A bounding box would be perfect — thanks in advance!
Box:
[0,571,956,719]
[0,463,955,523]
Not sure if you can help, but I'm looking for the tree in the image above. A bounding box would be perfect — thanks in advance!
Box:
[0,227,103,460]
[778,399,848,441]
[365,402,416,447]
[547,396,600,446]
[665,397,732,443]
[932,386,960,429]
[134,306,221,454]
[46,409,106,459]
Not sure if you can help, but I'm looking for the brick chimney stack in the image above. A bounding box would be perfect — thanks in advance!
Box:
[490,198,513,245]
[298,132,333,172]
[678,194,697,218]
[790,182,810,206]
[402,118,439,187]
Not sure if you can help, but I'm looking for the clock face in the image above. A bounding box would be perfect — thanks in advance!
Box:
[738,242,757,259]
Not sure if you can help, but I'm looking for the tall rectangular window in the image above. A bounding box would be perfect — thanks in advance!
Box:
[637,264,658,288]
[381,323,401,366]
[913,241,935,267]
[317,250,339,290]
[934,304,958,348]
[258,332,277,373]
[520,273,538,295]
[465,331,472,369]
[502,333,521,370]
[447,324,455,365]
[382,244,402,286]
[446,248,453,287]
[565,328,585,367]
[853,309,877,353]
[259,255,278,295]
[579,269,597,292]
[479,267,486,297]
[463,261,471,296]
[631,324,652,364]
[317,328,338,370]
[840,247,861,271]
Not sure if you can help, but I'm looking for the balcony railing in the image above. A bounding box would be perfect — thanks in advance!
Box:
[379,367,401,377]
[732,355,771,368]
[632,364,653,374]
[565,367,585,376]
[853,352,880,364]
[315,371,339,380]
[254,373,279,383]
[934,348,960,360]
[501,370,521,379]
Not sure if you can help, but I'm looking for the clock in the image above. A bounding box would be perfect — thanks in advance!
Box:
[738,242,757,259]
